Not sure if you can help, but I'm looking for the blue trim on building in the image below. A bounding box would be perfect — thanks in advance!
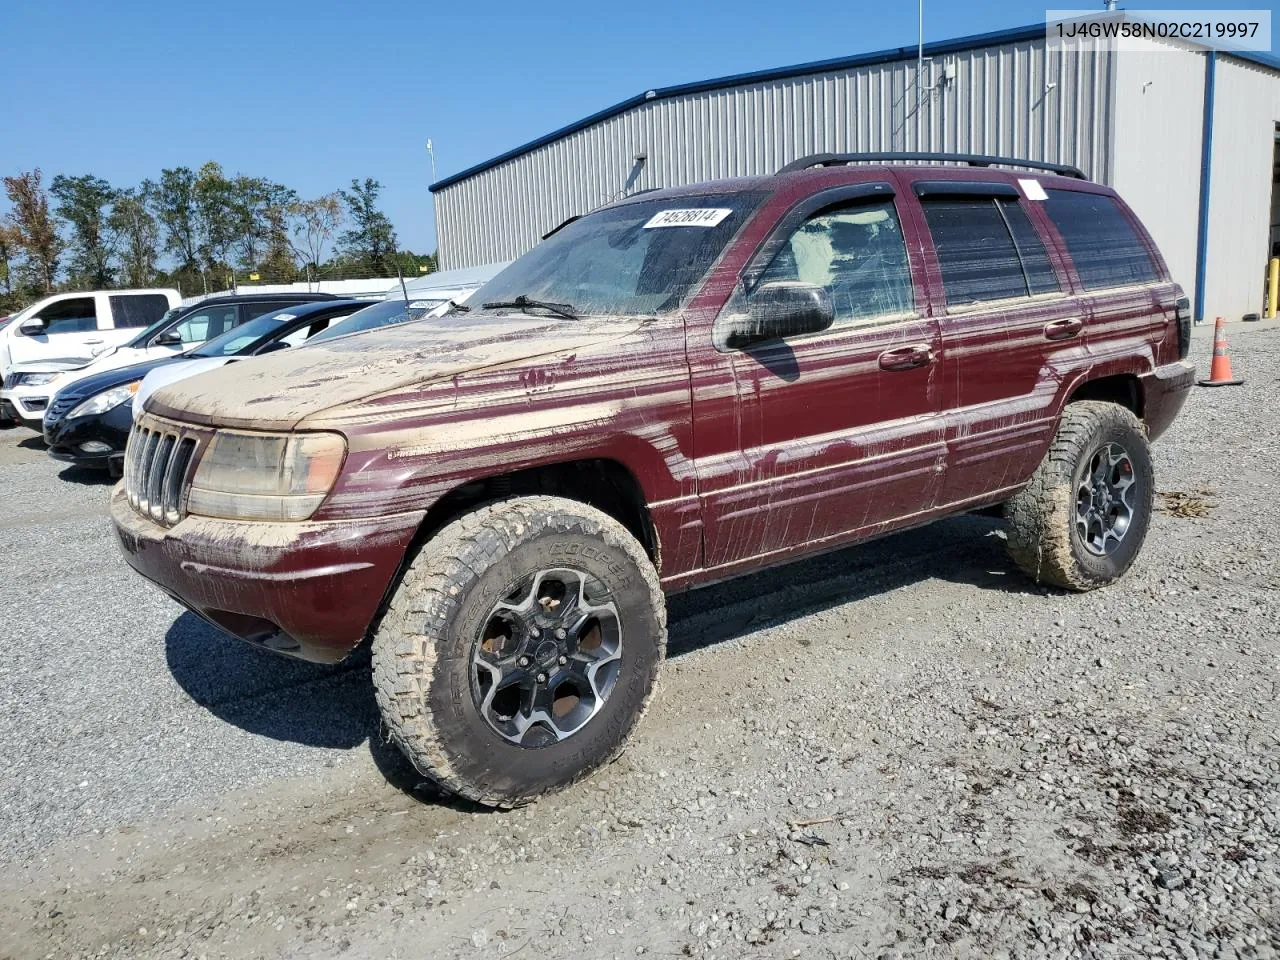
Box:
[429,25,1280,195]
[1194,52,1217,323]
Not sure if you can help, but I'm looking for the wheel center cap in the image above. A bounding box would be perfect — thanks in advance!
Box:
[534,639,561,666]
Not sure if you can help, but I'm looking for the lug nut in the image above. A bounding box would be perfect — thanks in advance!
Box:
[518,656,530,667]
[536,672,547,684]
[555,628,567,640]
[530,627,541,638]
[558,655,568,665]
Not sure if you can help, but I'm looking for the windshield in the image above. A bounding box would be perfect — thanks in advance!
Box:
[126,307,183,348]
[471,191,765,317]
[190,310,303,358]
[308,297,443,343]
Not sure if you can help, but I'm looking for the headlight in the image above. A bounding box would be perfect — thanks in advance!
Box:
[186,431,347,522]
[66,382,140,419]
[20,372,61,387]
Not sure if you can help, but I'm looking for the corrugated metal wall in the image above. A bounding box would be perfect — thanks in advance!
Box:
[435,35,1117,269]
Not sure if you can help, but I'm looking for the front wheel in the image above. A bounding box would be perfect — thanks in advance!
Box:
[1004,401,1155,591]
[372,496,666,808]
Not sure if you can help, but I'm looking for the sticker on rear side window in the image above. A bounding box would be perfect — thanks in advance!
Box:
[1018,179,1049,201]
[643,208,733,229]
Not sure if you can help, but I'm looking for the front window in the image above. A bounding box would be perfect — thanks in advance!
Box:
[127,308,182,348]
[29,297,98,335]
[472,191,766,317]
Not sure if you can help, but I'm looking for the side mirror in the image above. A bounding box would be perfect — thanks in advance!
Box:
[152,329,183,346]
[19,318,47,336]
[725,281,834,349]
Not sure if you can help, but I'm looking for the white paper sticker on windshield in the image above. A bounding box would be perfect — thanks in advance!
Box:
[643,208,733,229]
[1018,178,1048,201]
[272,313,297,322]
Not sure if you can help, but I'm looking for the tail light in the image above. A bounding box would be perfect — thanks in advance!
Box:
[1174,297,1192,360]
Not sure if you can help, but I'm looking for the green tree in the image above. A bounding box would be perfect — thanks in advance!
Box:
[231,176,296,270]
[152,167,201,277]
[3,169,62,294]
[109,185,161,288]
[193,161,238,276]
[50,173,118,288]
[337,178,397,275]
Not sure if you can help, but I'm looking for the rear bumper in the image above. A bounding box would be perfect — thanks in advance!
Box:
[109,485,423,663]
[1141,360,1196,441]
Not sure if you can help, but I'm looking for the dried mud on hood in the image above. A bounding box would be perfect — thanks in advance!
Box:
[145,313,643,431]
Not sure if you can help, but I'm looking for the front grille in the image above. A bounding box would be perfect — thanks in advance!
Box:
[45,394,78,424]
[124,420,199,526]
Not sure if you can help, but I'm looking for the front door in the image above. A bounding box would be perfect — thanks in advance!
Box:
[689,188,945,575]
[7,294,104,368]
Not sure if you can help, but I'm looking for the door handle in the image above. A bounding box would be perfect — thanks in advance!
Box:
[1043,317,1084,341]
[878,344,934,372]
[83,337,104,344]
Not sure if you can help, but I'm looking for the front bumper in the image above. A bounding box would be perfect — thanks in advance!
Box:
[1140,359,1196,442]
[44,403,132,470]
[110,485,424,663]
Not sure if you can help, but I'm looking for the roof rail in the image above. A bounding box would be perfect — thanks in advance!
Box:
[777,152,1088,180]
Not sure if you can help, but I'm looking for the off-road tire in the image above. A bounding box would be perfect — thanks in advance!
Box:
[372,495,666,808]
[1004,401,1154,591]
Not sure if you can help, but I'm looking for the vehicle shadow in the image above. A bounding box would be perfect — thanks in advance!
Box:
[58,465,117,486]
[17,434,45,451]
[163,511,1037,798]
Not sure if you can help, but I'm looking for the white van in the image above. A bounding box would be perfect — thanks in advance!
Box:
[0,289,180,377]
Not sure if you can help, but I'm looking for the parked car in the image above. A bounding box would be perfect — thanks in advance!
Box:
[0,288,179,381]
[111,153,1194,808]
[45,300,365,474]
[3,292,339,430]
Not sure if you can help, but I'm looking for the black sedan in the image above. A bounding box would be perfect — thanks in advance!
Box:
[43,299,373,474]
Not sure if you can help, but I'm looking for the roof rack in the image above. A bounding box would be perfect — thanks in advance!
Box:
[777,152,1088,180]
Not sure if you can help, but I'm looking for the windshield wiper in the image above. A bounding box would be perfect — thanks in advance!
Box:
[481,294,578,320]
[443,299,470,314]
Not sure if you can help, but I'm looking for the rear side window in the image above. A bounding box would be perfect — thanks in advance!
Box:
[922,198,1061,306]
[30,296,98,334]
[109,294,170,329]
[1042,190,1159,290]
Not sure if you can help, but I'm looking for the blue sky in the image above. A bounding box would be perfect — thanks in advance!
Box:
[0,0,1273,255]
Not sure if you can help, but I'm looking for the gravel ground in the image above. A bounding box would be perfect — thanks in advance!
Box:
[0,322,1277,959]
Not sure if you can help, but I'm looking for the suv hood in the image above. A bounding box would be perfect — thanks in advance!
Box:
[147,313,645,431]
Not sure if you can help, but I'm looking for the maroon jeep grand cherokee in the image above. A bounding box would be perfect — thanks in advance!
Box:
[112,154,1194,806]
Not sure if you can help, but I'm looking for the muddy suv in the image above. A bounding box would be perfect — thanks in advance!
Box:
[111,153,1194,807]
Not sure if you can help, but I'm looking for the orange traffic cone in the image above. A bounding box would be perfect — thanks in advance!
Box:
[1198,317,1244,387]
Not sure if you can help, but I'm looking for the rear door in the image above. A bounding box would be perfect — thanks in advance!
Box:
[911,179,1083,506]
[691,183,945,573]
[1038,188,1169,367]
[6,294,105,367]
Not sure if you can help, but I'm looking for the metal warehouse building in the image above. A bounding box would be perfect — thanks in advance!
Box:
[431,18,1280,322]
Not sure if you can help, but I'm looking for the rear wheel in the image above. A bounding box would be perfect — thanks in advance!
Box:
[1004,401,1154,591]
[372,496,665,807]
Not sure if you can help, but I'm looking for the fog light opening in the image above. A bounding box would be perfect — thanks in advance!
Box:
[79,441,113,454]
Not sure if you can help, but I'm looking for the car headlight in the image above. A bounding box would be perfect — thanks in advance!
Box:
[20,372,61,387]
[186,431,347,522]
[66,382,140,419]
